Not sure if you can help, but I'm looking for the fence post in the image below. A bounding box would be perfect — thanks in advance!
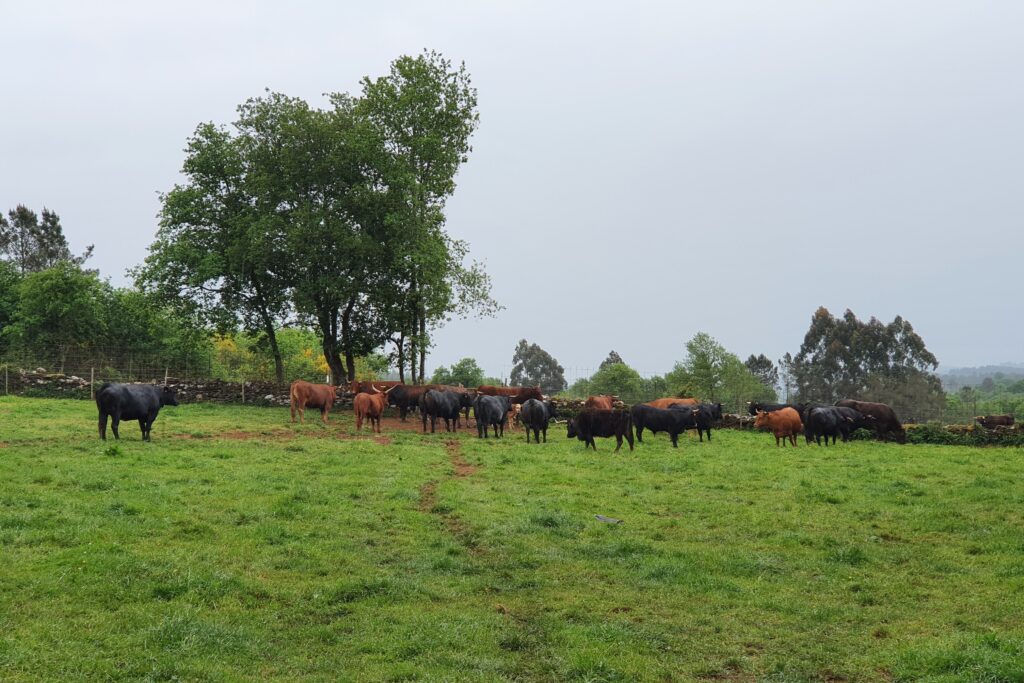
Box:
[241,379,245,404]
[4,364,7,395]
[90,367,95,399]
[164,367,169,386]
[128,354,133,383]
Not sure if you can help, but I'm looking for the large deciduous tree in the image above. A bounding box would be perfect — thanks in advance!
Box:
[510,339,567,395]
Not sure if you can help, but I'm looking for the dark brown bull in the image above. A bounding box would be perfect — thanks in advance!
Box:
[347,380,402,395]
[477,385,544,404]
[290,380,338,424]
[975,415,1015,429]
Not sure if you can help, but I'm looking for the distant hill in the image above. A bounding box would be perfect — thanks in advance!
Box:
[940,364,1024,390]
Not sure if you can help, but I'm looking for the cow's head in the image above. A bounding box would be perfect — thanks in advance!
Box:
[161,386,179,407]
[753,410,768,428]
[545,400,558,420]
[566,419,578,439]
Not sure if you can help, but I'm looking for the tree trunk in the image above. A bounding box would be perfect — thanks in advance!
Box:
[318,309,344,385]
[253,285,284,384]
[340,297,357,383]
[394,334,405,384]
[418,312,427,384]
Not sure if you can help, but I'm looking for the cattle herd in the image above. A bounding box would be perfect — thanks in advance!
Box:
[92,379,1015,447]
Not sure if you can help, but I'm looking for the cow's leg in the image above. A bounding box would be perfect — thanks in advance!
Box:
[99,412,108,440]
[707,429,712,442]
[111,412,121,440]
[614,434,622,452]
[290,402,296,423]
[671,432,678,448]
[542,427,547,443]
[791,434,798,447]
[138,418,147,441]
[635,427,643,443]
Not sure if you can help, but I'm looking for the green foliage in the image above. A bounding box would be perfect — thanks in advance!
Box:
[587,362,644,403]
[905,423,1024,447]
[0,260,22,351]
[665,332,776,408]
[0,205,93,274]
[431,357,485,387]
[6,261,106,360]
[744,353,778,391]
[599,350,625,370]
[509,339,567,394]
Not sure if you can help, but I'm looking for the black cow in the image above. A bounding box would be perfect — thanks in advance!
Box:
[747,401,806,417]
[835,399,906,443]
[420,390,462,433]
[631,404,693,447]
[474,394,511,438]
[520,399,557,443]
[690,403,722,441]
[96,382,179,441]
[834,406,875,441]
[804,406,844,446]
[567,409,634,452]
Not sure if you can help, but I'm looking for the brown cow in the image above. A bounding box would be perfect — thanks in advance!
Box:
[645,397,698,410]
[477,385,544,405]
[290,380,338,424]
[354,385,390,433]
[975,415,1015,429]
[585,395,615,410]
[754,408,803,447]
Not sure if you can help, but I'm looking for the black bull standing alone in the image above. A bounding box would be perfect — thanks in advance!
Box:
[96,382,179,441]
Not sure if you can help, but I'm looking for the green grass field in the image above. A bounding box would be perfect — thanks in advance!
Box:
[1,396,1022,682]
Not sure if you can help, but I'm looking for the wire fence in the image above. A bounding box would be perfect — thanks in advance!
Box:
[0,347,216,384]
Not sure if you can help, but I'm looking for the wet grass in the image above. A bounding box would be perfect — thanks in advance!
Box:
[0,396,1022,681]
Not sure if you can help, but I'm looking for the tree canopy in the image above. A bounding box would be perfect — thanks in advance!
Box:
[141,51,496,384]
[510,340,567,394]
[789,307,943,417]
[0,205,93,274]
[431,357,485,388]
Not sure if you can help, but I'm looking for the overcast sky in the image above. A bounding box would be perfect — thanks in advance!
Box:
[3,1,1021,381]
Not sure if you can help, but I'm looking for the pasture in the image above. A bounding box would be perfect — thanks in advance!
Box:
[1,396,1022,682]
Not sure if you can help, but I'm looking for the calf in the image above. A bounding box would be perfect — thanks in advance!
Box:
[420,389,463,433]
[474,394,511,438]
[753,407,803,447]
[353,386,390,433]
[508,403,522,430]
[976,415,1015,429]
[631,404,693,447]
[567,409,634,452]
[520,399,557,443]
[835,399,905,443]
[290,380,337,424]
[96,382,179,441]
